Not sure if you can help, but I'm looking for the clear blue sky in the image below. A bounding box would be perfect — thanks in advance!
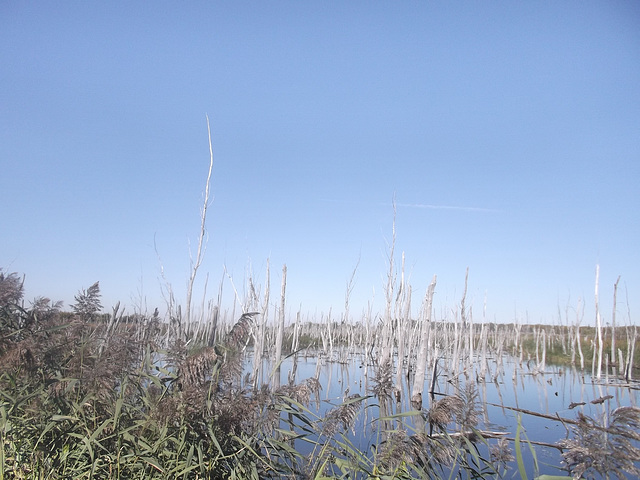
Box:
[2,2,638,325]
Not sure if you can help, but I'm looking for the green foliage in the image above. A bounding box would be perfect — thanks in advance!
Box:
[0,282,274,479]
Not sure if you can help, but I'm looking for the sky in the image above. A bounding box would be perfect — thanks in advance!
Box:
[1,1,639,326]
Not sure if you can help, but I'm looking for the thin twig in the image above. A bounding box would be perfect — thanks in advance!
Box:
[486,402,640,441]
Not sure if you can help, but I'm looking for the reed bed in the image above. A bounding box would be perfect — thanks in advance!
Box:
[2,264,639,479]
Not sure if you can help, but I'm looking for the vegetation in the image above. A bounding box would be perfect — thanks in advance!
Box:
[0,270,494,479]
[2,268,638,479]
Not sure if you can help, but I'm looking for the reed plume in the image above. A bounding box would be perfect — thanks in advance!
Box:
[371,358,394,399]
[377,429,457,475]
[321,394,363,437]
[277,377,322,406]
[558,406,640,479]
[376,430,418,470]
[428,395,465,432]
[457,382,482,430]
[179,345,219,388]
[490,437,514,468]
[427,383,480,435]
[224,311,258,350]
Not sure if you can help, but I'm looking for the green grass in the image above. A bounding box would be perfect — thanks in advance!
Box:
[514,325,640,371]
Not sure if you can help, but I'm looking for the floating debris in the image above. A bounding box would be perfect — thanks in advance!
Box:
[591,395,614,405]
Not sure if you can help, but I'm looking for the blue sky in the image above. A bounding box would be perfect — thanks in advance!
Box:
[2,1,638,325]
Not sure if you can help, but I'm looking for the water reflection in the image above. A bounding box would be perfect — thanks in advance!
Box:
[247,350,639,477]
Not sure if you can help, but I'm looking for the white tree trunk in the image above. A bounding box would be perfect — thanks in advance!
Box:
[411,275,437,406]
[273,264,287,390]
[394,253,408,398]
[595,265,603,380]
[612,275,621,366]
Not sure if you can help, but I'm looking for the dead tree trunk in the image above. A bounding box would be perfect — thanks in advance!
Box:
[595,265,603,380]
[273,264,287,390]
[612,275,621,366]
[411,274,437,407]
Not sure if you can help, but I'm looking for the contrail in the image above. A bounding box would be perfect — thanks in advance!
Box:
[395,202,499,213]
[320,198,500,213]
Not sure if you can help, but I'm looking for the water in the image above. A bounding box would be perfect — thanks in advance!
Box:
[247,348,640,478]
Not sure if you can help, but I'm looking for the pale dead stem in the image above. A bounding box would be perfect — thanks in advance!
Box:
[185,115,215,324]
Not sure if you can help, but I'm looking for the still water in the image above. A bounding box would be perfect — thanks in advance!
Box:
[249,347,640,478]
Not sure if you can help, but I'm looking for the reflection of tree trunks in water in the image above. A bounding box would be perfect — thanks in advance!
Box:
[576,298,585,370]
[626,326,636,381]
[326,363,333,401]
[378,395,393,440]
[481,378,490,426]
[414,405,426,433]
[288,310,301,385]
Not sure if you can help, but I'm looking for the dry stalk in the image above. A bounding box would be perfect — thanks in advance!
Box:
[185,115,215,324]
